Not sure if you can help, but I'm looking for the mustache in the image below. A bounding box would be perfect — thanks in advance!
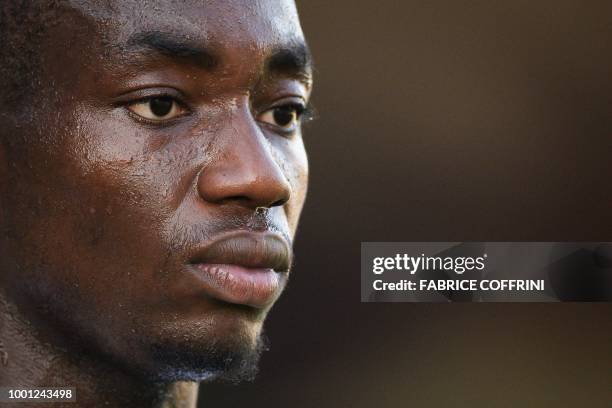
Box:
[167,207,293,257]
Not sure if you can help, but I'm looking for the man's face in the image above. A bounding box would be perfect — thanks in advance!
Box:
[0,0,311,381]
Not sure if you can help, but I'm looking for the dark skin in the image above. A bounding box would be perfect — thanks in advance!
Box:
[0,1,312,407]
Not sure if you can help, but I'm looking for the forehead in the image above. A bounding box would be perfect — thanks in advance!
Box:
[70,0,304,51]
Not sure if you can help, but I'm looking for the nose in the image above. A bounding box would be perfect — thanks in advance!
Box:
[197,108,292,209]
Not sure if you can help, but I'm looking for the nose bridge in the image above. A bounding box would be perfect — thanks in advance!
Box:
[196,104,291,208]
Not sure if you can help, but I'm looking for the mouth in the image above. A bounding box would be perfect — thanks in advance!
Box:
[187,231,292,309]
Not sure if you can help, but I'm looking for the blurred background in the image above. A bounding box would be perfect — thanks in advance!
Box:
[200,0,612,406]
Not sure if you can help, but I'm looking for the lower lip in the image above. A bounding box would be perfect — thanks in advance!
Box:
[189,264,284,308]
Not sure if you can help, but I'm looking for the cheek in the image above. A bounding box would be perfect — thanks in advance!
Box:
[6,111,194,306]
[274,136,308,234]
[75,110,202,217]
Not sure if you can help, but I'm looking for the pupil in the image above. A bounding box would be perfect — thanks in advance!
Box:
[273,107,295,127]
[149,97,173,117]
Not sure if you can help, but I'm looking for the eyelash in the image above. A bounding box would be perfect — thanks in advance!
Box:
[122,95,314,131]
[253,102,314,137]
[300,104,316,124]
[267,102,315,125]
[122,94,188,124]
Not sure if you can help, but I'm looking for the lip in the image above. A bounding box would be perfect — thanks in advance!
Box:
[187,231,292,308]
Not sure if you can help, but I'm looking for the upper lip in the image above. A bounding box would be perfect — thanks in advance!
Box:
[189,230,292,272]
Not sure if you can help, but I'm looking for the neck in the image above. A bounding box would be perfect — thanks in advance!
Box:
[0,295,199,408]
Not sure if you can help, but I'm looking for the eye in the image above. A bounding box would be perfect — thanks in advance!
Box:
[258,104,305,132]
[126,96,186,122]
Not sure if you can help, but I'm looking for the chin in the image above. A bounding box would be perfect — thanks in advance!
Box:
[145,329,268,383]
[127,305,269,383]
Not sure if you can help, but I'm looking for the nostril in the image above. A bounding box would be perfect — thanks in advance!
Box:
[219,195,287,208]
[223,195,250,205]
[270,197,288,208]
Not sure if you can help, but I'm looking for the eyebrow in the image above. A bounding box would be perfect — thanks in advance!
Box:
[124,30,313,83]
[126,31,219,70]
[267,41,313,82]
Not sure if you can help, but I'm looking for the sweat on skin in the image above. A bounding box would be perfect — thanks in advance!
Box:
[0,1,313,407]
